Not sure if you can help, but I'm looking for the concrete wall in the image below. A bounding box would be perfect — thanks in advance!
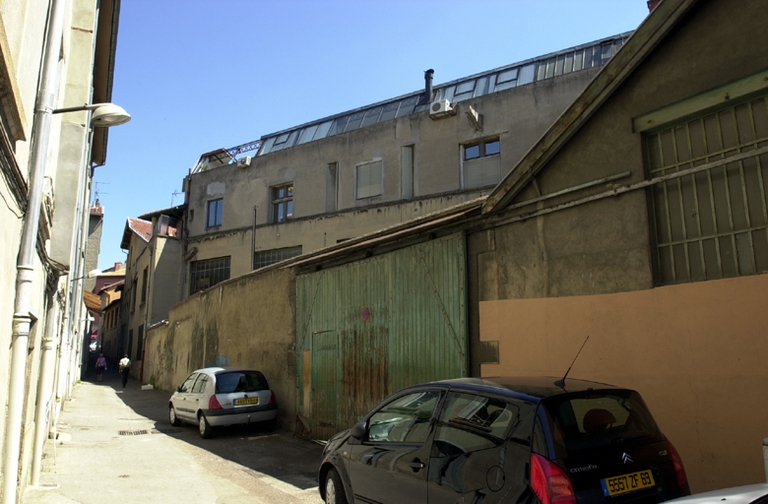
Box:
[480,274,768,492]
[144,267,298,430]
[183,67,600,283]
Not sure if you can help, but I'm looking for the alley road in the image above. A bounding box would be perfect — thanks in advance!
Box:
[22,365,325,504]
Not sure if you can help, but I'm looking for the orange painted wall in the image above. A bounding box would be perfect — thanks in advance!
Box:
[480,274,768,492]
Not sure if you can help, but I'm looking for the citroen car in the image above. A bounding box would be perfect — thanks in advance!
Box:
[168,367,277,438]
[319,376,689,504]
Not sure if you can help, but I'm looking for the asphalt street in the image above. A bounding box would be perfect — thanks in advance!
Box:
[22,361,325,504]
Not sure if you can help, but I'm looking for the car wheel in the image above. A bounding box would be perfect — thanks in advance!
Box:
[325,468,347,504]
[198,413,213,438]
[169,406,181,427]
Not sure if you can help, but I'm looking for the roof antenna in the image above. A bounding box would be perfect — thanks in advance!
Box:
[555,335,590,389]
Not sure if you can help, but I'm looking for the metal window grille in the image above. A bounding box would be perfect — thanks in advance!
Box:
[189,256,231,294]
[253,246,302,270]
[646,95,768,284]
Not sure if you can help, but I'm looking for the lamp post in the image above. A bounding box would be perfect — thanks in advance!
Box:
[2,0,130,501]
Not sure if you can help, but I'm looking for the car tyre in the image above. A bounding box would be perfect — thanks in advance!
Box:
[198,413,213,439]
[169,406,181,427]
[325,468,347,504]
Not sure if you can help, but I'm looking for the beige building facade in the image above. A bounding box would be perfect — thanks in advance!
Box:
[181,33,628,298]
[0,0,122,500]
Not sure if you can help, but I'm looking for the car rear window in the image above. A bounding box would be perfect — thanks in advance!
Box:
[541,390,661,457]
[215,371,268,394]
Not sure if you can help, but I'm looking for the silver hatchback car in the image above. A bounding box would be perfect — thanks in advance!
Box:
[168,367,278,438]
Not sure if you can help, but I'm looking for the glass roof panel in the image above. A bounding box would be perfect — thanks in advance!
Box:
[475,76,489,97]
[343,111,364,132]
[259,136,276,156]
[379,102,399,122]
[396,96,418,118]
[361,107,382,128]
[456,80,475,94]
[497,68,518,84]
[298,125,318,145]
[330,116,349,136]
[313,120,333,140]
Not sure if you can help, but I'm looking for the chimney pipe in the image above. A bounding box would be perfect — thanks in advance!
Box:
[424,69,434,104]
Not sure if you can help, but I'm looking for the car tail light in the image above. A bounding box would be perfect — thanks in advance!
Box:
[665,436,688,489]
[531,453,577,504]
[208,395,223,410]
[268,391,277,405]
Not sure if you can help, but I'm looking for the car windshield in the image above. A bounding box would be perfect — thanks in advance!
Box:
[541,390,661,457]
[215,371,268,394]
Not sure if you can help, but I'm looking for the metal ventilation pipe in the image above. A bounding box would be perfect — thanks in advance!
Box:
[424,69,434,103]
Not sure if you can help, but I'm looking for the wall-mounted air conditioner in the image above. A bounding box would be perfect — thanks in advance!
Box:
[237,156,252,167]
[429,99,454,119]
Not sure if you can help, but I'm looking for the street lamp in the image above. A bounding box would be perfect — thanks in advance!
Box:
[53,102,131,127]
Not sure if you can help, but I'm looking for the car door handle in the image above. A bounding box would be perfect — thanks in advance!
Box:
[408,460,425,471]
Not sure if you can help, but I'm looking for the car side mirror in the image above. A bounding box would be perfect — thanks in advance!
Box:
[177,385,183,393]
[350,420,367,441]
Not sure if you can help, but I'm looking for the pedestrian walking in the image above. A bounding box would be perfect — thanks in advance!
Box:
[119,354,131,388]
[95,353,107,382]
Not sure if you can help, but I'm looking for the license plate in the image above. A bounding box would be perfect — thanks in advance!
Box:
[234,397,259,405]
[601,470,655,497]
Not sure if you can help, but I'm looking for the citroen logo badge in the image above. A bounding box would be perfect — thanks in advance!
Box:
[622,453,633,464]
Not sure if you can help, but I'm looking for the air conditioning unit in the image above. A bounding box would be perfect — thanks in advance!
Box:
[429,99,453,118]
[236,156,252,168]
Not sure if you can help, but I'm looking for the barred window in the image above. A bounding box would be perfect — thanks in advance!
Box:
[646,95,768,285]
[253,246,302,270]
[189,256,231,294]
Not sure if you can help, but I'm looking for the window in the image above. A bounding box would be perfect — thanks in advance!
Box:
[253,246,302,270]
[180,373,198,393]
[356,160,383,199]
[644,94,768,284]
[433,393,520,454]
[130,278,137,312]
[127,329,133,360]
[272,183,294,223]
[367,391,440,443]
[189,256,231,294]
[462,138,501,189]
[207,198,223,228]
[140,267,148,304]
[192,374,209,394]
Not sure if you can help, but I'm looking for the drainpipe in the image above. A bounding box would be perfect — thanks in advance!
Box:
[3,0,68,501]
[31,287,61,485]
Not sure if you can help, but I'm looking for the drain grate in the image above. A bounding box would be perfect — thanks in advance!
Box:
[118,430,148,436]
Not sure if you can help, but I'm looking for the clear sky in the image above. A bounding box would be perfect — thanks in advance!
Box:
[94,0,650,270]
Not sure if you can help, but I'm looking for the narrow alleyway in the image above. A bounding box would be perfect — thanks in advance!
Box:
[22,360,324,504]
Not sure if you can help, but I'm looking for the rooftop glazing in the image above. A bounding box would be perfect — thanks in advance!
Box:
[193,32,631,172]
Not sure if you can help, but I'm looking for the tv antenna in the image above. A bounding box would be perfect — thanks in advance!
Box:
[92,181,109,205]
[171,189,183,206]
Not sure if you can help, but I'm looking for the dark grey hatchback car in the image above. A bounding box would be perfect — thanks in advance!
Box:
[319,377,689,504]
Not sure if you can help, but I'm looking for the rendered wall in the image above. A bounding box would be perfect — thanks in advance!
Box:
[480,274,768,492]
[144,267,297,429]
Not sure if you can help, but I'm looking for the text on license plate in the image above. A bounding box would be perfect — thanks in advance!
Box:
[601,470,655,497]
[235,397,259,405]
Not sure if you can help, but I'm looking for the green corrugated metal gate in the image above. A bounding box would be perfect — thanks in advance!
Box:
[296,233,468,440]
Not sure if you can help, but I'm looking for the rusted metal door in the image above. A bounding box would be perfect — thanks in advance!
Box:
[296,233,467,440]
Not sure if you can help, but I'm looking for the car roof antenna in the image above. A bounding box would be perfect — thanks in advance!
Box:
[555,335,590,389]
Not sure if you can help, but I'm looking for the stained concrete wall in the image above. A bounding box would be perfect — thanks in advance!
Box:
[144,267,297,430]
[480,274,768,492]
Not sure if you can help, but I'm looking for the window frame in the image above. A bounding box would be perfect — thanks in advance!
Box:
[355,159,384,200]
[206,198,223,228]
[271,183,294,223]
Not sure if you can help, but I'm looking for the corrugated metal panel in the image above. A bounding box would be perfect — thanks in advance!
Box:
[296,233,467,440]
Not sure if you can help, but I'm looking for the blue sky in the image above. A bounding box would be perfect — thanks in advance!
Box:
[94,0,650,270]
